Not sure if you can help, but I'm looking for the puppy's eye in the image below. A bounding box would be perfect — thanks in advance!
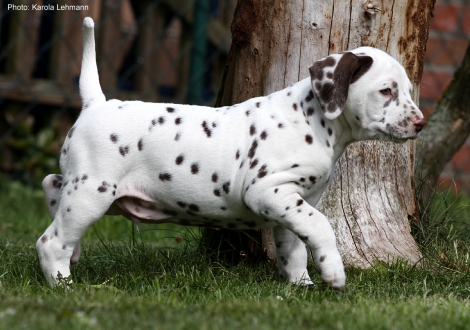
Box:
[380,88,391,95]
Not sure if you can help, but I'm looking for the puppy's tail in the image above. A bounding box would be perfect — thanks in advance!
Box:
[79,17,106,110]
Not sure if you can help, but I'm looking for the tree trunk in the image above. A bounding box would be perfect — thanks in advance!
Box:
[415,42,470,202]
[205,0,434,267]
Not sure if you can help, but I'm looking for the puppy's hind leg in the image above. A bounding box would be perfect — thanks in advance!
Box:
[37,176,114,287]
[42,174,81,265]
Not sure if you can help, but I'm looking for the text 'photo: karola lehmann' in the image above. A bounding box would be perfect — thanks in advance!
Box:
[7,3,89,11]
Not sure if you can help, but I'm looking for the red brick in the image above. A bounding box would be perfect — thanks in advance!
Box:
[425,37,468,67]
[419,70,453,101]
[463,6,470,35]
[452,144,470,172]
[460,175,470,195]
[430,2,460,33]
[424,37,443,64]
[437,175,461,193]
[420,103,435,120]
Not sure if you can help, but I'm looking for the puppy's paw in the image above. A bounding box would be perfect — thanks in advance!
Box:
[315,252,346,290]
[279,269,314,286]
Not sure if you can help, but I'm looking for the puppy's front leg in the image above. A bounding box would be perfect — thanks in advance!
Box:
[252,190,346,289]
[273,226,313,285]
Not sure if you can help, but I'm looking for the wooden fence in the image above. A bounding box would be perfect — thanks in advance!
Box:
[0,0,233,109]
[0,0,234,182]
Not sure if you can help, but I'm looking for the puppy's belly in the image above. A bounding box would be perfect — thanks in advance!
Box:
[111,196,172,224]
[109,195,273,229]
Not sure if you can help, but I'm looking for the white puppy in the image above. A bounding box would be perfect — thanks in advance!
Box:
[37,17,425,289]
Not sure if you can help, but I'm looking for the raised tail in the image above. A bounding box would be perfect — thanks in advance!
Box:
[79,17,106,110]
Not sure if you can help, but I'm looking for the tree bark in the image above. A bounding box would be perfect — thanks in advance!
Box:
[415,42,470,201]
[206,0,434,267]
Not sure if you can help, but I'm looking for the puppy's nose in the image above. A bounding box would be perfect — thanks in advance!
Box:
[413,118,426,132]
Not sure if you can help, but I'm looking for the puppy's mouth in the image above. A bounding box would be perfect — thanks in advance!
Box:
[376,129,419,143]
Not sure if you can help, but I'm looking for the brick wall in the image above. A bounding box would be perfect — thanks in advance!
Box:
[420,0,470,194]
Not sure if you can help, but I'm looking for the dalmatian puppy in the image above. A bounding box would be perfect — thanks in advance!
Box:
[37,17,425,289]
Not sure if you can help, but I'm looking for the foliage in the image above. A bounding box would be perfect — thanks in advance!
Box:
[1,109,66,186]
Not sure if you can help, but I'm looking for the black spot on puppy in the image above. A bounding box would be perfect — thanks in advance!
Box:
[159,173,172,181]
[191,163,199,174]
[119,145,130,156]
[177,201,187,208]
[97,182,109,192]
[250,124,257,136]
[222,181,231,194]
[202,121,212,137]
[41,235,48,243]
[260,131,268,140]
[383,99,392,108]
[67,127,76,139]
[212,173,218,183]
[257,164,268,178]
[110,134,119,143]
[305,135,313,144]
[167,107,175,113]
[305,90,314,102]
[175,117,182,125]
[138,139,143,151]
[250,158,259,169]
[296,199,303,206]
[52,179,62,189]
[175,154,184,165]
[248,139,258,159]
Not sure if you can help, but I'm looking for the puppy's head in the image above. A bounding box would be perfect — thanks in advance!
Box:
[309,47,425,143]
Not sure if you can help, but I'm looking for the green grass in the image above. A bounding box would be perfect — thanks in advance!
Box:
[1,178,470,329]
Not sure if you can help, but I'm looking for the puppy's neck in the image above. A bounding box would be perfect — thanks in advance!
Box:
[291,79,355,162]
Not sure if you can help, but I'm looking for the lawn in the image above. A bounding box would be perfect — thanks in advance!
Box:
[1,178,470,329]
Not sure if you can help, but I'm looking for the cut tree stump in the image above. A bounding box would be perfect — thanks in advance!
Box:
[205,0,435,268]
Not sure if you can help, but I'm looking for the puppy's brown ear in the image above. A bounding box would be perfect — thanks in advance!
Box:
[309,52,373,120]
